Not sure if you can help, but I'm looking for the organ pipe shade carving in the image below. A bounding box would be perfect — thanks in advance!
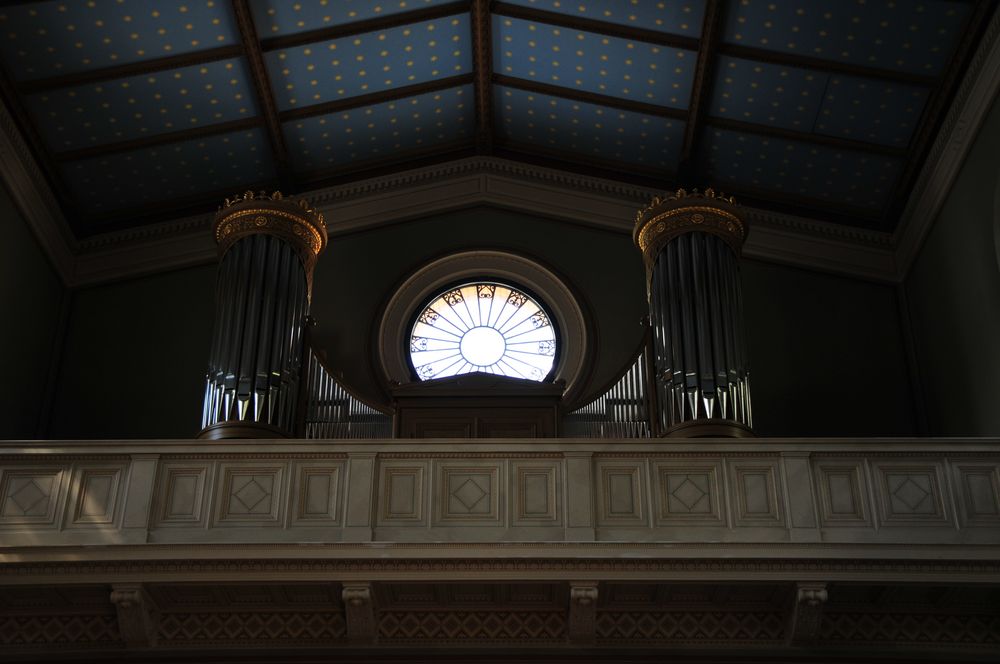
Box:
[200,192,328,439]
[634,189,752,437]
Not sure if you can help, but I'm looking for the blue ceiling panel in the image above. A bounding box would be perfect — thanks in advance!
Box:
[815,76,929,148]
[722,0,970,76]
[709,56,826,131]
[700,129,901,210]
[501,0,706,37]
[284,84,473,171]
[63,129,275,212]
[267,15,471,110]
[494,16,696,107]
[26,58,258,152]
[496,85,684,170]
[250,0,457,37]
[0,1,239,81]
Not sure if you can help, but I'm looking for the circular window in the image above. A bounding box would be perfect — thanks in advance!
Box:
[409,282,558,381]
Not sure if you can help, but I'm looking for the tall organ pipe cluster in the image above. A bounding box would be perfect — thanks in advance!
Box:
[198,192,328,440]
[634,189,753,437]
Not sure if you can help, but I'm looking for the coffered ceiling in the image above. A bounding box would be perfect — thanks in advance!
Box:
[0,0,992,239]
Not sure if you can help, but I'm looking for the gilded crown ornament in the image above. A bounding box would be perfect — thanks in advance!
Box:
[213,191,329,284]
[633,187,747,282]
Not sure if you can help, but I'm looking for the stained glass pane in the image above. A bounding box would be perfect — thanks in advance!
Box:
[409,282,557,382]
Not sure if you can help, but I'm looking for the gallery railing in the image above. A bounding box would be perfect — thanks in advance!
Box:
[562,333,654,438]
[299,344,393,439]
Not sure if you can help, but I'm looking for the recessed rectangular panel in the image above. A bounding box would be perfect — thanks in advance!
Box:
[67,465,124,526]
[266,15,472,111]
[26,58,259,151]
[290,462,344,525]
[0,1,240,80]
[815,76,930,148]
[596,461,646,526]
[496,85,684,170]
[721,0,970,76]
[284,84,473,171]
[378,463,426,525]
[62,128,275,213]
[251,0,460,37]
[700,128,902,211]
[500,0,706,38]
[494,16,696,107]
[709,57,827,131]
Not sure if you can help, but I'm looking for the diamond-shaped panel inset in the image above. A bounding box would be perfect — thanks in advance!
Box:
[8,479,49,515]
[889,474,932,514]
[670,476,709,512]
[451,478,488,513]
[232,477,271,514]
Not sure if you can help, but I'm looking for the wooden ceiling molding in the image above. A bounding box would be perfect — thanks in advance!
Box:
[231,0,292,189]
[0,0,996,288]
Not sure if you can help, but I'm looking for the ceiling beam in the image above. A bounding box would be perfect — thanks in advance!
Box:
[471,0,494,154]
[887,0,995,221]
[716,44,938,87]
[492,2,700,51]
[492,74,688,120]
[679,0,725,174]
[0,61,76,218]
[231,0,293,191]
[279,74,474,122]
[259,1,471,52]
[52,117,264,162]
[706,116,909,158]
[17,46,244,94]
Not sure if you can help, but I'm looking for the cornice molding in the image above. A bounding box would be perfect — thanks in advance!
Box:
[70,156,898,286]
[0,96,75,284]
[894,3,1000,278]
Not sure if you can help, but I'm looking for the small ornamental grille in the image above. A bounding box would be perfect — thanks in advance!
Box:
[409,282,557,381]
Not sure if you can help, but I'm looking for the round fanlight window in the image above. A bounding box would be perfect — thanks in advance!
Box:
[409,282,558,381]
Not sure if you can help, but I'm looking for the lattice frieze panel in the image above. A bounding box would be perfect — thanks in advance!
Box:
[820,611,1000,645]
[158,611,347,644]
[0,614,120,646]
[596,611,786,643]
[377,611,566,642]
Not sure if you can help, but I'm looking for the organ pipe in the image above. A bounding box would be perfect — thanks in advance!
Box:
[634,188,753,437]
[198,191,328,440]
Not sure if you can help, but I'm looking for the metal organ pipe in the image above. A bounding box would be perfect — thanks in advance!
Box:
[198,192,328,440]
[634,188,753,437]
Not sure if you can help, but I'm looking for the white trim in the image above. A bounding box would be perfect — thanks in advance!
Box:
[894,4,1000,278]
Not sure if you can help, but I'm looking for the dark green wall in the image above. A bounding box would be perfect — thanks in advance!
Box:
[49,265,215,439]
[743,260,915,436]
[905,95,1000,435]
[0,183,64,439]
[41,206,921,439]
[311,206,648,407]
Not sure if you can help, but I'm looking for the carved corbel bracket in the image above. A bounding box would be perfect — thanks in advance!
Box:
[110,583,159,647]
[342,582,377,644]
[568,581,599,645]
[788,581,829,642]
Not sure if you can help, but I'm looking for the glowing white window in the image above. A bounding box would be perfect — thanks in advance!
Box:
[409,282,557,381]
